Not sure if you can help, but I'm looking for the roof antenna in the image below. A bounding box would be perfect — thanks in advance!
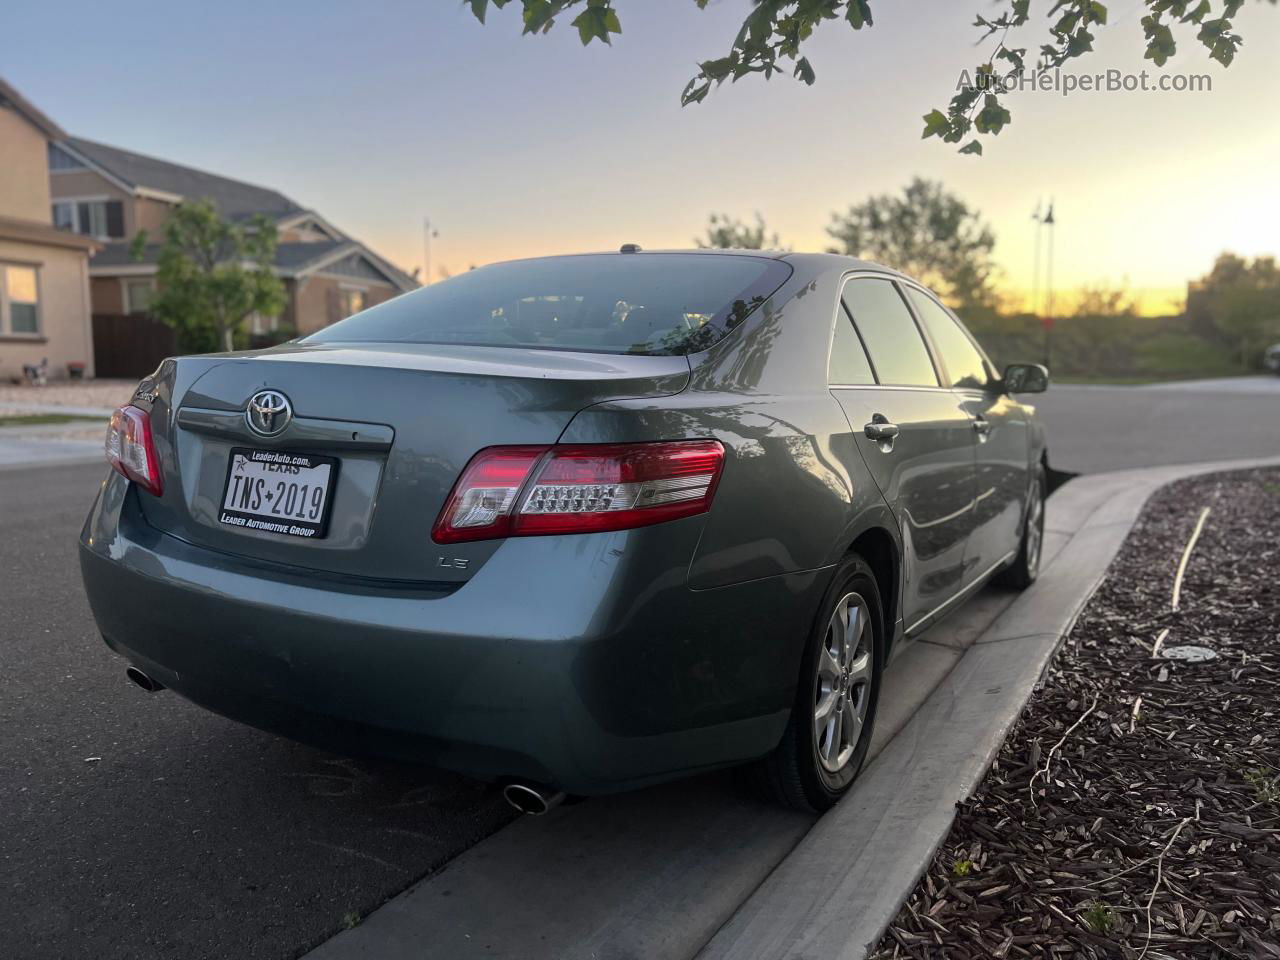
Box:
[619,243,642,254]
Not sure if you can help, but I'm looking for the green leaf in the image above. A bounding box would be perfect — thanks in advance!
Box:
[846,0,873,29]
[698,56,735,81]
[571,5,621,45]
[1142,17,1177,65]
[1067,27,1095,56]
[959,139,984,156]
[921,108,950,139]
[1182,0,1211,22]
[681,77,713,106]
[522,0,558,35]
[973,94,1011,135]
[794,56,816,85]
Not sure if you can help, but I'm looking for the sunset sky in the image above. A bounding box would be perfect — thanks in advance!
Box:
[7,0,1278,314]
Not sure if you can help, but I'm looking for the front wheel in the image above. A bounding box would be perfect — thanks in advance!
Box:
[995,461,1046,590]
[752,555,884,812]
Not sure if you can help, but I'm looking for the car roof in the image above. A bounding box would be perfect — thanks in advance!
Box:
[478,248,910,281]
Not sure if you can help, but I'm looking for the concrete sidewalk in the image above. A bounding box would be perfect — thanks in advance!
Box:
[0,431,104,469]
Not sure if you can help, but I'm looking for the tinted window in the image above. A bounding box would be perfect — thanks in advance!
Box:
[841,279,938,387]
[905,288,990,390]
[829,306,875,384]
[305,254,792,356]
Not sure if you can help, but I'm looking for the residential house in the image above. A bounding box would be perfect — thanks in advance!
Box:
[48,136,417,374]
[0,78,97,382]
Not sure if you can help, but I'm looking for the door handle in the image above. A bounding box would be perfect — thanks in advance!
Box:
[973,416,992,441]
[864,414,899,450]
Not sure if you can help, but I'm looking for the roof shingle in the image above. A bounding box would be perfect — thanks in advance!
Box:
[66,137,303,219]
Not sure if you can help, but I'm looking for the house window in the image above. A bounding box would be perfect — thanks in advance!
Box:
[52,203,76,231]
[2,265,41,335]
[123,279,155,316]
[48,143,88,171]
[339,288,366,318]
[51,199,125,240]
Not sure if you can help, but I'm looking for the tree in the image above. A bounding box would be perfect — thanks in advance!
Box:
[1189,253,1280,367]
[465,1,1275,154]
[826,178,996,309]
[695,212,783,250]
[133,200,286,353]
[1065,283,1137,375]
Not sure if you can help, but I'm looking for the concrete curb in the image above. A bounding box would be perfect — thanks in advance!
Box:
[694,454,1280,960]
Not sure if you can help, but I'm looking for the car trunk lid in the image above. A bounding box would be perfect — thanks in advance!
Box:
[137,342,690,583]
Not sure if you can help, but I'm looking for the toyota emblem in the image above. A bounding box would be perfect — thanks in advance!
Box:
[246,390,293,437]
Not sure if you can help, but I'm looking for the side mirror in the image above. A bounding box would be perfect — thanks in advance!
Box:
[1003,363,1049,394]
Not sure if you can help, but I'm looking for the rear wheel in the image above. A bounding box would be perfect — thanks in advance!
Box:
[995,461,1046,590]
[753,555,883,812]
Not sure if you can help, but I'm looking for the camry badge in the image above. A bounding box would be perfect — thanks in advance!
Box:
[246,390,293,437]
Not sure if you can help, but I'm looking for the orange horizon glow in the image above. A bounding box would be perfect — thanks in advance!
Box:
[11,0,1276,322]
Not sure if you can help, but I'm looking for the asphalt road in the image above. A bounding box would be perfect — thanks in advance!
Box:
[1032,376,1280,474]
[0,462,515,960]
[4,374,1278,960]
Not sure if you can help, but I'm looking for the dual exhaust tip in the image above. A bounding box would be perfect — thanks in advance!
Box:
[126,665,563,816]
[502,782,566,816]
[125,666,164,693]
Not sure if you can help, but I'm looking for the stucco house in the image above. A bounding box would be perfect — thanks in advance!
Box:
[0,78,97,382]
[48,136,417,374]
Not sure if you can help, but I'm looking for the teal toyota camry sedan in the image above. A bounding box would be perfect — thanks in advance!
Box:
[79,249,1049,813]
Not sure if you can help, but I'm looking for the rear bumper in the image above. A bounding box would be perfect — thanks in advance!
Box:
[79,476,830,794]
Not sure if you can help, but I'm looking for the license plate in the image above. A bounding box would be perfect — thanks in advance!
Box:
[219,448,339,539]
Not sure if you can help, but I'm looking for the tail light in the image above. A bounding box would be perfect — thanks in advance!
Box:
[105,405,163,497]
[433,440,725,544]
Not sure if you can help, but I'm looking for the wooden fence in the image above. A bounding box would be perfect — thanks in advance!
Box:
[92,314,179,379]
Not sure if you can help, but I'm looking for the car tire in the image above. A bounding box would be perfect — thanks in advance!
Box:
[751,554,884,812]
[995,460,1047,590]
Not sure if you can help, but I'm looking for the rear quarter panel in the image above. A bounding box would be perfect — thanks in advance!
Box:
[559,262,899,592]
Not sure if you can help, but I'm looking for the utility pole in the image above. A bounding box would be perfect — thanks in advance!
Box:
[1030,199,1043,319]
[1043,200,1056,370]
[1030,199,1056,370]
[423,217,439,285]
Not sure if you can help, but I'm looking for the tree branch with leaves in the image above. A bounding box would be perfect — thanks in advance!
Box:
[695,212,785,250]
[827,178,998,310]
[466,0,1275,153]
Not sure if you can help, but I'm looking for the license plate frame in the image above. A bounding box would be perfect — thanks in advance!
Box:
[218,447,340,539]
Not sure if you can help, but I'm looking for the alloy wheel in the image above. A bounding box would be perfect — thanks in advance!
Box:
[1026,478,1044,576]
[813,592,873,774]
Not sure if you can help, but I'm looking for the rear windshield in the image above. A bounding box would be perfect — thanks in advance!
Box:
[304,253,792,356]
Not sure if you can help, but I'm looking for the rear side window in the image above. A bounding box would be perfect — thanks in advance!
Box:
[841,279,938,387]
[305,254,792,356]
[829,306,875,385]
[905,287,991,391]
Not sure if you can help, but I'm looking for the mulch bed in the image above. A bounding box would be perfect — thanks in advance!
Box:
[873,468,1280,959]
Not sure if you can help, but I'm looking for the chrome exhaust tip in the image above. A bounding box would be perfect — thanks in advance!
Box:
[502,782,566,816]
[125,666,165,693]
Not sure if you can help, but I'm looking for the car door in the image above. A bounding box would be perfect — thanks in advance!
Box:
[903,284,1031,583]
[827,275,979,633]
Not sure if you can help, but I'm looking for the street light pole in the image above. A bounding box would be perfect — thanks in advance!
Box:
[1043,200,1056,371]
[1030,199,1043,319]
